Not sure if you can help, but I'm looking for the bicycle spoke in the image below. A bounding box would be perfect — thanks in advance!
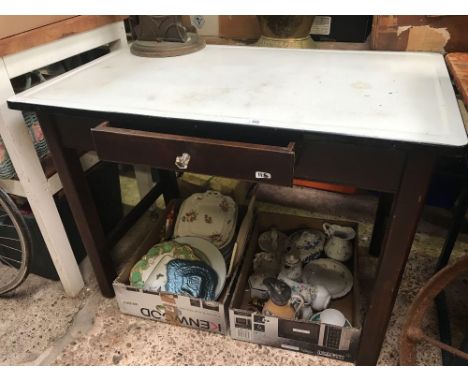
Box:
[0,254,21,266]
[0,236,20,241]
[0,243,22,252]
[0,189,31,295]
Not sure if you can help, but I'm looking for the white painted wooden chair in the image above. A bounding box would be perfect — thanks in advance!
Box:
[0,20,151,296]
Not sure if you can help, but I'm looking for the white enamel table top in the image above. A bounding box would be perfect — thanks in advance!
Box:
[9,44,467,146]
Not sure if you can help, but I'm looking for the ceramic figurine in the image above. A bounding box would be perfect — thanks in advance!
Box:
[280,252,302,281]
[323,223,355,262]
[278,273,331,311]
[262,278,304,320]
[248,274,270,299]
[253,251,281,278]
[258,228,288,254]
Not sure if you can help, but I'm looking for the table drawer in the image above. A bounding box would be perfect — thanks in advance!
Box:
[294,139,405,192]
[91,122,295,186]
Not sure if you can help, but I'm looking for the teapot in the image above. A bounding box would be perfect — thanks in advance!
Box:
[262,278,304,320]
[323,223,355,262]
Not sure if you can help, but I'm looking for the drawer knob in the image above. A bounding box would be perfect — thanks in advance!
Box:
[175,153,191,170]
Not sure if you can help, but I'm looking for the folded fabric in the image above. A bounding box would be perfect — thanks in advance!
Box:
[165,259,218,300]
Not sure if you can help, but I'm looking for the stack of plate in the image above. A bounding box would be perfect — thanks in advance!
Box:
[129,238,226,300]
[173,191,238,252]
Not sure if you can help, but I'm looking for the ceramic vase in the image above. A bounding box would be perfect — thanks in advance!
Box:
[323,223,355,262]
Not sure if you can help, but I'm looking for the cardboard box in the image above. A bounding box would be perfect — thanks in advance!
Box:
[219,16,260,41]
[229,209,361,363]
[113,191,255,335]
[371,16,468,53]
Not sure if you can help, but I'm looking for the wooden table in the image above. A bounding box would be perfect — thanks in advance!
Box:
[7,45,467,365]
[446,53,468,106]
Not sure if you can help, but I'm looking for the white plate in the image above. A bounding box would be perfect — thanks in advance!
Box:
[175,236,226,299]
[174,191,238,250]
[302,258,353,299]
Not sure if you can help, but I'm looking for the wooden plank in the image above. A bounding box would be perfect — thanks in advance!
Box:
[0,16,74,39]
[446,53,468,107]
[0,16,128,57]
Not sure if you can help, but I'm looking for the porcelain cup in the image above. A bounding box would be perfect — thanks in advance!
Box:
[313,308,347,327]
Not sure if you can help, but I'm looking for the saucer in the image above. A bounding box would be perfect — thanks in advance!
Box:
[302,258,353,299]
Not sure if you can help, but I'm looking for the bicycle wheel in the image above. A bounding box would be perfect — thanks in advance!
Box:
[0,188,31,295]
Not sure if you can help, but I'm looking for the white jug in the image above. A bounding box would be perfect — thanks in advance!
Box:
[323,223,355,262]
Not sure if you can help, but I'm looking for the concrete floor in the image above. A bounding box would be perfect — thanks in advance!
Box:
[1,174,467,366]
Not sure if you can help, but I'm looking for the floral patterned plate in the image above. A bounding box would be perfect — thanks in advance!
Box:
[129,240,200,291]
[174,190,238,250]
[302,258,353,299]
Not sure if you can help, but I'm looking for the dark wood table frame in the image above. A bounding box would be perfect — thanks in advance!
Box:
[9,99,464,365]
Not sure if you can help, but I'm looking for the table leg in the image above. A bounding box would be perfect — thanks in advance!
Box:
[37,112,116,297]
[369,192,394,257]
[157,169,180,205]
[356,151,435,365]
[134,164,154,199]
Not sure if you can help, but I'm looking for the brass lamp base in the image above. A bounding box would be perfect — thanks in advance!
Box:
[131,33,206,58]
[255,16,316,49]
[255,35,316,49]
